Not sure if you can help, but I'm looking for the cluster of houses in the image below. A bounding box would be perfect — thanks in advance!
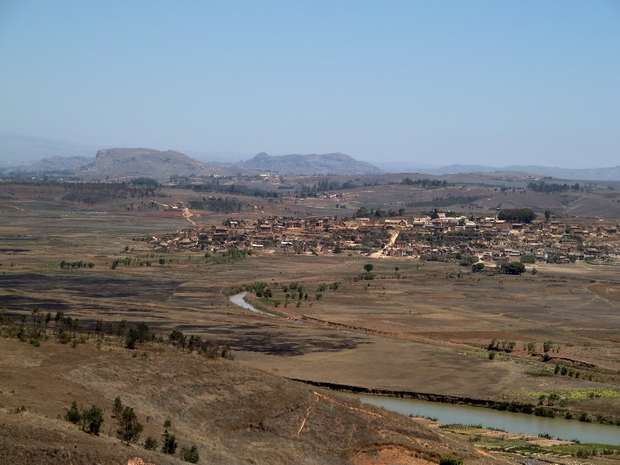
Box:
[142,213,620,263]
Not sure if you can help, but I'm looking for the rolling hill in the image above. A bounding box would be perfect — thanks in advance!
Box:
[76,148,222,180]
[0,336,509,465]
[241,152,382,175]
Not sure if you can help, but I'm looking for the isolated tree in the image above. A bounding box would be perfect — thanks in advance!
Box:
[65,401,81,424]
[143,437,158,450]
[19,314,26,338]
[498,262,525,275]
[181,445,200,463]
[82,405,104,435]
[55,311,64,331]
[161,431,178,454]
[363,263,374,273]
[117,406,143,444]
[112,396,123,418]
[31,307,39,332]
[472,263,485,273]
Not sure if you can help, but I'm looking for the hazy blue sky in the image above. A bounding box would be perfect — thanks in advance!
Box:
[1,1,619,168]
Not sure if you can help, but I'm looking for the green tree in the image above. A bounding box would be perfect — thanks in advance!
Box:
[181,445,200,463]
[31,307,39,332]
[95,319,104,335]
[143,437,158,450]
[440,458,463,465]
[113,396,123,418]
[363,263,374,273]
[161,431,178,454]
[124,323,154,349]
[498,262,526,275]
[117,406,143,444]
[497,208,536,223]
[82,405,104,435]
[65,401,81,424]
[472,263,485,273]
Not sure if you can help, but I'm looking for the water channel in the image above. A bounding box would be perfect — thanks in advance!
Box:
[229,292,272,315]
[346,394,620,446]
[227,293,620,445]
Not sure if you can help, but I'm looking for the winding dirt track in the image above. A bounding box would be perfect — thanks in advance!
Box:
[369,230,399,258]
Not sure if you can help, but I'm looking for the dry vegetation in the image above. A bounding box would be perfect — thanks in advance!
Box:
[0,335,510,465]
[3,177,620,463]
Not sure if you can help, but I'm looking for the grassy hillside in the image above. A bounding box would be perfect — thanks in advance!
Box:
[0,336,509,465]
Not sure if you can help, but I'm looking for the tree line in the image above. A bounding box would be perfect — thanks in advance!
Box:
[527,182,580,193]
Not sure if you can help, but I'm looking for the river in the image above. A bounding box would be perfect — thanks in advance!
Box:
[227,293,620,445]
[229,292,273,316]
[346,393,620,446]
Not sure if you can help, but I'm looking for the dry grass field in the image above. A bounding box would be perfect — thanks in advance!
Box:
[4,182,620,463]
[2,337,514,465]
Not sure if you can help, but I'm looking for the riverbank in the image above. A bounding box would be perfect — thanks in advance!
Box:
[288,378,620,439]
[229,288,620,434]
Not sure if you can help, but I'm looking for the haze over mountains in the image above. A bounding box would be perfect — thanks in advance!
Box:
[240,152,382,175]
[416,164,620,182]
[2,132,620,181]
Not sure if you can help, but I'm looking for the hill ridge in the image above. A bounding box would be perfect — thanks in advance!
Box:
[241,152,382,175]
[77,147,221,180]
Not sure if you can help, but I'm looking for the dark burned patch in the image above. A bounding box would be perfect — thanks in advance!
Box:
[180,324,371,356]
[0,295,71,312]
[0,299,172,329]
[0,248,30,253]
[0,272,183,302]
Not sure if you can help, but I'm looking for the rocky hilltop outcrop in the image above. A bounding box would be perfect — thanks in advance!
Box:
[242,152,382,175]
[77,148,221,180]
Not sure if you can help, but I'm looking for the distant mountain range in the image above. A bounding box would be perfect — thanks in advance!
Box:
[2,147,382,179]
[1,132,620,181]
[239,152,382,175]
[413,164,620,181]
